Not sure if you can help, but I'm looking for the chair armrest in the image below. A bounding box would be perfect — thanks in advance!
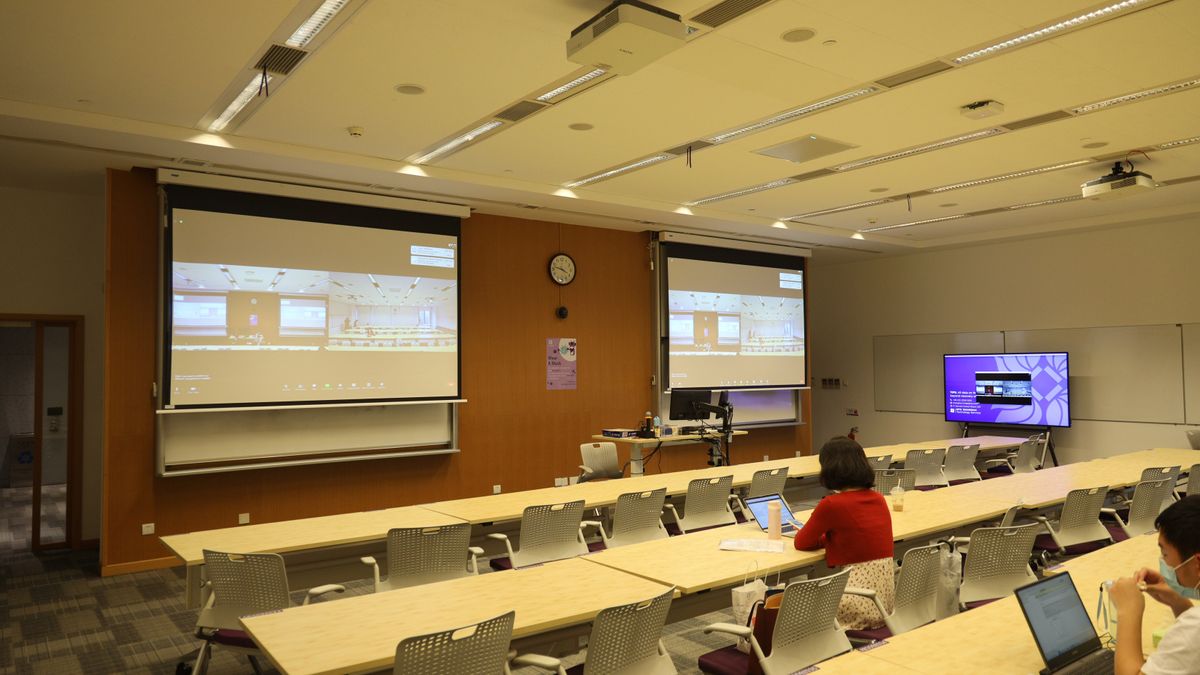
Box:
[302,584,346,605]
[579,464,593,474]
[468,546,485,555]
[510,653,565,673]
[467,546,484,575]
[663,503,681,522]
[844,586,877,598]
[1099,507,1116,515]
[487,533,509,541]
[949,536,971,546]
[582,519,603,529]
[704,622,752,638]
[981,459,1010,468]
[360,556,381,591]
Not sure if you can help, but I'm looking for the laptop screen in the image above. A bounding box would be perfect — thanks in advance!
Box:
[1016,573,1102,669]
[743,494,802,534]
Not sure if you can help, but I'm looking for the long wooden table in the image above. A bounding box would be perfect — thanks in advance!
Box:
[240,557,672,675]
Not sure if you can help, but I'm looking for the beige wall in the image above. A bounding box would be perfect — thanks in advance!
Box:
[809,216,1200,463]
[0,186,104,539]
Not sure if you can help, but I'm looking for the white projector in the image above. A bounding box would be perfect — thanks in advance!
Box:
[567,1,686,75]
[1081,163,1156,200]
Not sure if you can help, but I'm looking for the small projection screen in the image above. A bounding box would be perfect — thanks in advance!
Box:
[663,242,807,390]
[162,185,461,408]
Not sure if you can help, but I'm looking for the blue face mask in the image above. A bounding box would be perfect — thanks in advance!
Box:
[1159,556,1200,600]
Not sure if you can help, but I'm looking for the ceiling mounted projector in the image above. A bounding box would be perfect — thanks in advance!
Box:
[567,0,686,75]
[1081,161,1156,200]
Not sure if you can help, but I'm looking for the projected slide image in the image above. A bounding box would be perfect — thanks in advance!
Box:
[327,274,456,352]
[667,291,804,357]
[974,372,1032,404]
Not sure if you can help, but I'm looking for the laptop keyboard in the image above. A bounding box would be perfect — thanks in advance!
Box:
[1058,649,1114,675]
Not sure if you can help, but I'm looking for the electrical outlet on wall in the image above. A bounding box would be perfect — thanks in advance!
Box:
[238,513,250,525]
[493,484,502,494]
[554,477,568,487]
[141,523,155,535]
[846,408,859,416]
[763,454,770,461]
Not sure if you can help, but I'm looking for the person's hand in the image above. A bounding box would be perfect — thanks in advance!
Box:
[1133,567,1164,586]
[1109,577,1145,615]
[1133,567,1184,607]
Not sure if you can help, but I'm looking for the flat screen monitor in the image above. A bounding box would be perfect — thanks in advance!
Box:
[669,389,713,421]
[943,352,1070,427]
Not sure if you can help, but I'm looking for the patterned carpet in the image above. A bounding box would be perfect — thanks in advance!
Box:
[0,486,739,674]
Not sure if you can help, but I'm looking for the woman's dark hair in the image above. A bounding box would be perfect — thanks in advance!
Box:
[1156,494,1200,559]
[818,436,875,490]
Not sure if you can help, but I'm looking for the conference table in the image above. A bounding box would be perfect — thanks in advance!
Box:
[814,533,1192,675]
[234,448,1193,674]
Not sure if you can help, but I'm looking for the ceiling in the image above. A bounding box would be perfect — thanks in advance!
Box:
[1,0,1198,264]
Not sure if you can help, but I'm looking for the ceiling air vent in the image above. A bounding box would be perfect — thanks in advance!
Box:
[1000,110,1072,131]
[495,100,548,122]
[874,61,953,89]
[591,8,621,37]
[664,140,713,155]
[691,0,772,28]
[255,44,308,75]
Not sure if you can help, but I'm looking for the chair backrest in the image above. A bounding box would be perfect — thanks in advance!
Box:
[514,500,588,567]
[748,468,789,499]
[1189,464,1200,497]
[1139,466,1180,499]
[889,544,944,634]
[1126,480,1172,536]
[959,523,1039,603]
[393,610,515,675]
[873,469,916,495]
[866,454,892,471]
[1051,486,1111,548]
[583,587,675,675]
[943,445,981,482]
[903,449,946,486]
[608,489,668,548]
[202,550,291,613]
[1188,430,1200,450]
[580,442,622,480]
[1012,438,1041,473]
[676,475,735,531]
[764,570,852,672]
[385,523,475,589]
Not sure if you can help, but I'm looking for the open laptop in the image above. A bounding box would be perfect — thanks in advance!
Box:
[743,494,803,536]
[1015,573,1114,675]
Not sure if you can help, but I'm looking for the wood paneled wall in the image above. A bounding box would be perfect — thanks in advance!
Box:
[100,170,812,573]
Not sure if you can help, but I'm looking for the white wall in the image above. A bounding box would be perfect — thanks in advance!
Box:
[0,186,104,539]
[809,216,1200,464]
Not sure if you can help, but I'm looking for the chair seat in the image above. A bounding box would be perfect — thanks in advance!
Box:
[698,645,753,675]
[566,665,585,675]
[489,557,513,571]
[948,479,979,486]
[210,629,256,650]
[734,510,748,524]
[586,540,606,553]
[1104,521,1130,543]
[1033,533,1109,555]
[962,598,1001,611]
[845,625,893,643]
[914,485,943,492]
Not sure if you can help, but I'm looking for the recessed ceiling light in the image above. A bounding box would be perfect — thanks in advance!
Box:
[785,199,892,220]
[858,214,966,233]
[565,154,673,188]
[781,28,816,43]
[568,123,594,131]
[833,128,1005,172]
[951,0,1152,64]
[705,87,877,144]
[286,0,350,48]
[1081,141,1108,149]
[412,120,504,164]
[684,178,797,206]
[395,84,426,95]
[535,68,608,103]
[1069,77,1200,114]
[926,159,1091,193]
[868,187,889,193]
[822,39,838,47]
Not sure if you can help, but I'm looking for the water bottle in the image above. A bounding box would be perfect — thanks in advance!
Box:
[767,501,782,540]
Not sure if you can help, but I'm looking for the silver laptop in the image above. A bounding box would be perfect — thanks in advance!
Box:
[1016,573,1114,675]
[743,494,803,536]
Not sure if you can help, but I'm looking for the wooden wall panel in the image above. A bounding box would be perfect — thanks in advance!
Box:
[100,171,812,571]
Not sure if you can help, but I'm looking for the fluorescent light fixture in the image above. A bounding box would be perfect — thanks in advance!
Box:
[705,87,878,144]
[413,120,504,164]
[785,198,891,220]
[772,221,788,229]
[952,0,1148,64]
[1159,135,1200,149]
[927,160,1092,193]
[858,214,965,233]
[286,0,349,48]
[208,74,271,132]
[565,154,673,188]
[1070,78,1200,114]
[536,68,607,102]
[1006,195,1082,210]
[685,178,796,206]
[832,128,1005,172]
[850,232,865,240]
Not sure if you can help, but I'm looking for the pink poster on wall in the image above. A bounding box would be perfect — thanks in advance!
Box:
[547,338,577,390]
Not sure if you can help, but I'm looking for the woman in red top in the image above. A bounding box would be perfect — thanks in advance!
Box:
[793,436,895,630]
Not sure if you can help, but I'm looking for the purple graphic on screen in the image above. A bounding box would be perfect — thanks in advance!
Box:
[943,353,1069,427]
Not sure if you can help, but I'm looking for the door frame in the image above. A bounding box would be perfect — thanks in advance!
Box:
[2,313,84,551]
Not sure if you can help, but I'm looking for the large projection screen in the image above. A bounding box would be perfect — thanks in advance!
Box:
[163,186,460,409]
[663,243,807,390]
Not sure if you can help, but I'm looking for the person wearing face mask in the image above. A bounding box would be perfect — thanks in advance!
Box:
[1109,494,1200,675]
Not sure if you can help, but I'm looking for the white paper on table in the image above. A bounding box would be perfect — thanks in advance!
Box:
[719,539,786,553]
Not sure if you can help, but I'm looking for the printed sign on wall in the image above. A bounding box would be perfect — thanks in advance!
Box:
[547,338,577,390]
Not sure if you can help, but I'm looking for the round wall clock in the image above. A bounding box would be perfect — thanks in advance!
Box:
[548,253,576,285]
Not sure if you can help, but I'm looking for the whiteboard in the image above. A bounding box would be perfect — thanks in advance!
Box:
[1183,323,1200,424]
[873,332,1004,413]
[158,402,455,474]
[1005,325,1184,424]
